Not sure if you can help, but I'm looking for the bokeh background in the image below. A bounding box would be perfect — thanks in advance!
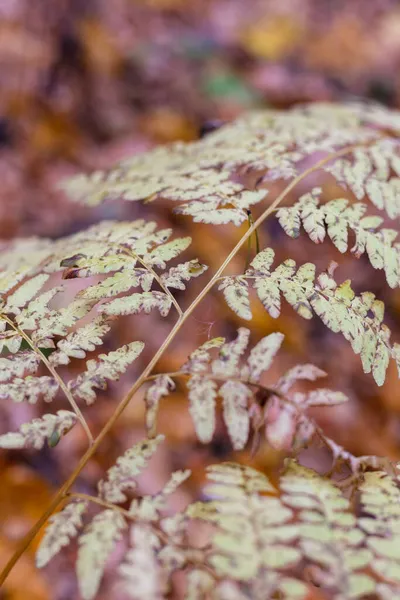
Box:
[2,1,400,598]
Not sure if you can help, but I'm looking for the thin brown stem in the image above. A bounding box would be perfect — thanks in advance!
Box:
[0,144,358,585]
[68,492,133,520]
[0,315,93,444]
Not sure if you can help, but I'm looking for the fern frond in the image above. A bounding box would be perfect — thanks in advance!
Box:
[145,328,348,452]
[0,375,58,404]
[4,274,50,314]
[281,460,375,598]
[62,104,395,222]
[49,317,113,366]
[0,410,77,449]
[188,462,307,599]
[0,351,40,381]
[36,500,88,567]
[77,509,127,600]
[68,341,144,405]
[220,248,398,385]
[358,471,400,587]
[99,291,172,317]
[119,524,163,600]
[160,260,208,290]
[277,187,400,287]
[98,435,165,504]
[325,137,400,219]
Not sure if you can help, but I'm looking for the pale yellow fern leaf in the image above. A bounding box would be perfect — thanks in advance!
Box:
[68,341,144,405]
[0,410,77,449]
[281,461,375,599]
[77,509,126,600]
[119,525,164,600]
[98,435,165,503]
[36,500,88,568]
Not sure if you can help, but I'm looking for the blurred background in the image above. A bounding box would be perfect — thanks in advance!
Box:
[2,0,400,598]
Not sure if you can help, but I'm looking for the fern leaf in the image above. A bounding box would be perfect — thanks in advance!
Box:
[358,471,400,586]
[0,410,77,449]
[325,138,400,219]
[78,271,143,300]
[129,469,191,521]
[276,364,327,394]
[188,375,218,443]
[98,435,164,503]
[0,376,58,404]
[68,341,144,405]
[277,187,400,287]
[33,297,96,342]
[145,375,175,437]
[119,525,163,600]
[100,291,172,317]
[281,461,375,599]
[242,332,284,383]
[218,277,252,321]
[222,249,398,385]
[182,337,225,374]
[0,329,23,354]
[15,286,63,331]
[60,253,132,277]
[0,351,40,382]
[219,381,251,450]
[49,317,112,366]
[188,463,306,597]
[77,509,126,600]
[36,500,87,567]
[4,274,50,314]
[160,260,208,290]
[145,236,192,269]
[148,329,345,451]
[211,327,250,377]
[302,389,348,406]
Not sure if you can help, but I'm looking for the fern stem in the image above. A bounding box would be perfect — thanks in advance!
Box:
[67,492,133,519]
[123,249,183,317]
[0,315,93,445]
[0,144,359,585]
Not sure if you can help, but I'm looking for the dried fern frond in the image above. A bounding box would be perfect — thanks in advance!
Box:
[0,218,205,430]
[0,410,77,449]
[188,462,307,599]
[35,433,400,599]
[325,137,400,220]
[60,103,400,228]
[68,341,144,405]
[220,249,400,385]
[281,461,375,599]
[98,435,164,503]
[277,187,400,287]
[77,509,127,600]
[119,524,164,600]
[36,500,88,568]
[358,471,400,588]
[36,436,192,599]
[145,328,348,453]
[189,459,400,599]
